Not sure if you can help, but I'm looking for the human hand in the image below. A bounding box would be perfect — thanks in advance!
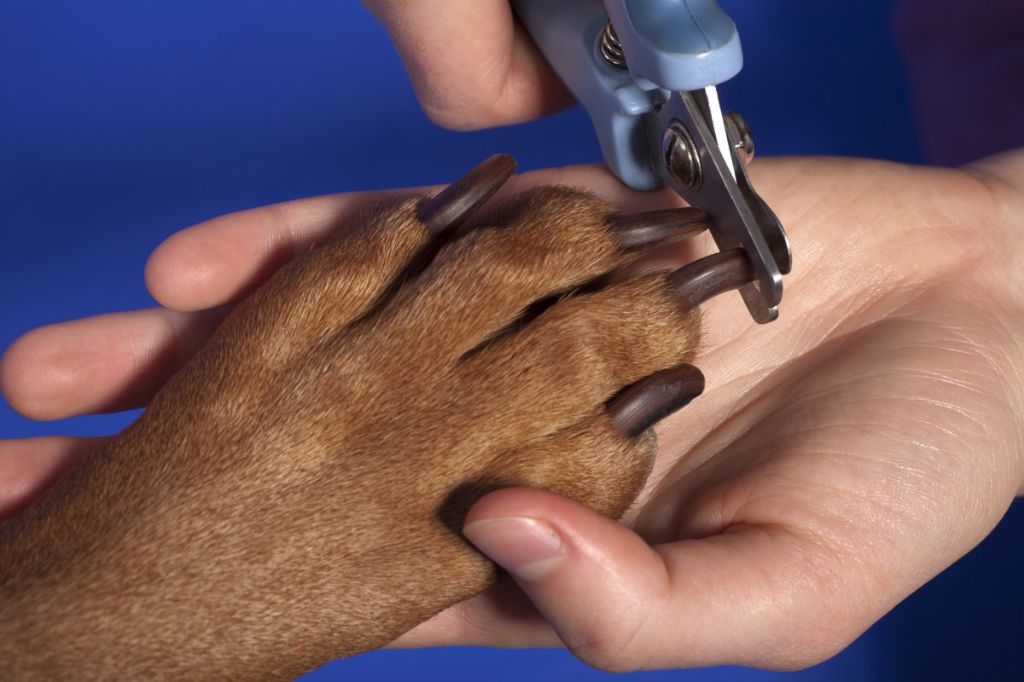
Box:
[391,151,1024,670]
[362,1,571,130]
[2,152,1023,671]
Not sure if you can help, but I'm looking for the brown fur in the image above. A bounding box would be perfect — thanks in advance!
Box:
[0,185,700,680]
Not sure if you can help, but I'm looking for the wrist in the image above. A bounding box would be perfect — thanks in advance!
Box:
[991,184,1024,498]
[978,230,1024,499]
[967,152,1024,314]
[956,165,1024,497]
[986,188,1024,498]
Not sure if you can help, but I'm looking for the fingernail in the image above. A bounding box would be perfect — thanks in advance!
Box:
[463,516,566,581]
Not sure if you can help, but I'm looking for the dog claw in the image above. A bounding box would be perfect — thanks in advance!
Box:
[418,154,518,236]
[607,207,708,252]
[607,364,706,437]
[604,250,751,434]
[668,249,754,311]
[603,239,693,286]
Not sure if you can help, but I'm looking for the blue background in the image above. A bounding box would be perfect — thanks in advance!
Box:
[0,1,1020,680]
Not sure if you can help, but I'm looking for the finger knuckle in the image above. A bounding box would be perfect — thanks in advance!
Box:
[568,619,650,673]
[736,536,871,671]
[571,640,641,673]
[753,599,866,670]
[763,635,855,671]
[420,100,492,132]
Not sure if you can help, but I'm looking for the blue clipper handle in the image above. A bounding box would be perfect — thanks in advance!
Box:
[605,0,743,91]
[511,0,744,190]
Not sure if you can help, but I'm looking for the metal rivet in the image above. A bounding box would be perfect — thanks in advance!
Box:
[725,112,755,165]
[663,122,702,190]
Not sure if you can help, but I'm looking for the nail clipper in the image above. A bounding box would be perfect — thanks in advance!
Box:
[513,0,792,323]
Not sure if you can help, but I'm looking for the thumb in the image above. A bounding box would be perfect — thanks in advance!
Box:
[462,487,862,672]
[462,486,672,672]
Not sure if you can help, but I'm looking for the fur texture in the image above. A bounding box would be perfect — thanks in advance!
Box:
[0,185,701,680]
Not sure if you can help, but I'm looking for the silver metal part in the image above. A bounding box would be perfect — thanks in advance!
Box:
[725,111,755,165]
[704,86,736,180]
[662,123,702,190]
[599,5,788,323]
[651,90,791,323]
[599,22,627,70]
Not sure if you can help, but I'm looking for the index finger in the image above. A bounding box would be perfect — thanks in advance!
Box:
[362,0,571,130]
[145,164,683,313]
[144,190,389,312]
[0,437,108,521]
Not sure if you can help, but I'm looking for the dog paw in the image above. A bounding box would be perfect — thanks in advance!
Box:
[1,155,753,680]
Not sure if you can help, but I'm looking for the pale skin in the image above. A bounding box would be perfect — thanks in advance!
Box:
[2,154,1023,671]
[3,2,1024,673]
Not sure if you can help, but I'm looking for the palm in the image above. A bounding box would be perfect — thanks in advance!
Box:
[400,157,1024,655]
[2,156,1021,660]
[637,157,1019,553]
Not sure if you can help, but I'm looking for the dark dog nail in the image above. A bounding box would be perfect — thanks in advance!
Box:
[608,207,708,252]
[607,364,706,437]
[668,249,754,311]
[603,239,696,286]
[418,154,517,236]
